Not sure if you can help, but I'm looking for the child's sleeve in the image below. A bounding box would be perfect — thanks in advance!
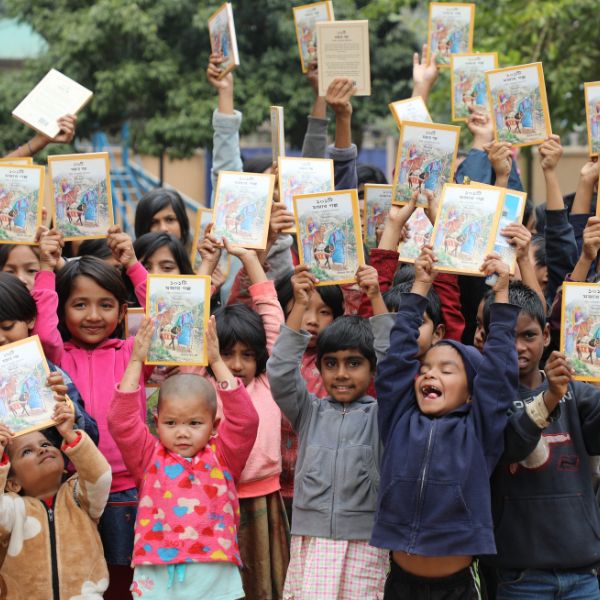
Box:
[266,324,314,433]
[329,144,358,191]
[456,148,524,191]
[0,454,17,539]
[126,261,150,309]
[375,292,426,444]
[432,274,465,341]
[249,279,285,355]
[357,248,398,318]
[211,109,243,203]
[107,384,158,486]
[301,115,329,158]
[369,313,396,362]
[31,270,64,364]
[544,210,578,307]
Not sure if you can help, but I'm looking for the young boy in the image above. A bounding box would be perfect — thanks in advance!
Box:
[372,247,519,599]
[0,379,111,599]
[481,280,600,599]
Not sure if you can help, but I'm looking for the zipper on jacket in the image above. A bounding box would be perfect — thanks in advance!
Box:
[42,498,60,600]
[330,404,347,536]
[409,420,436,554]
[87,350,94,413]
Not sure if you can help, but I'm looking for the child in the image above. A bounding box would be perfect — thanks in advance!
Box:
[0,381,111,598]
[267,266,388,599]
[372,247,519,599]
[108,317,259,599]
[0,244,41,291]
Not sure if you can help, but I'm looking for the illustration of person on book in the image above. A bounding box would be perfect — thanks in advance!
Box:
[456,71,470,107]
[238,202,257,233]
[448,28,462,54]
[11,194,30,232]
[423,159,444,194]
[518,95,534,130]
[473,79,487,107]
[81,185,99,226]
[459,219,482,256]
[328,224,347,270]
[175,310,194,352]
[56,178,74,221]
[20,372,44,413]
[432,22,448,54]
[303,217,318,261]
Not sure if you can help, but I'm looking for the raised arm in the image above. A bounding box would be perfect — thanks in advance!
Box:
[411,43,438,105]
[4,114,77,159]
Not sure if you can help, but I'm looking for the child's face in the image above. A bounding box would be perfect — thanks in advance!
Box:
[141,246,181,275]
[320,348,373,403]
[150,206,182,240]
[0,318,35,347]
[156,395,217,458]
[2,246,40,291]
[515,313,549,379]
[64,275,125,348]
[301,292,335,348]
[415,345,469,417]
[7,431,64,498]
[474,299,486,352]
[417,313,443,358]
[221,341,257,387]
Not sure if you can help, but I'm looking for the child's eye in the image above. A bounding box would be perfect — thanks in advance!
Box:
[101,303,115,309]
[0,322,15,332]
[190,421,202,426]
[348,359,362,368]
[243,352,256,360]
[22,448,32,456]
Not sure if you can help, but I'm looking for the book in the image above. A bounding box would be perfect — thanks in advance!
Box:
[560,281,600,381]
[12,69,93,139]
[316,20,371,96]
[431,183,503,275]
[584,82,600,157]
[190,206,214,264]
[293,1,335,73]
[270,106,285,163]
[0,164,44,244]
[48,152,114,241]
[397,208,434,263]
[0,335,69,436]
[492,188,527,275]
[388,97,432,128]
[486,62,552,147]
[427,3,475,68]
[294,188,364,285]
[363,184,392,248]
[124,307,145,339]
[146,275,211,366]
[0,157,33,166]
[208,2,240,78]
[212,171,274,249]
[450,52,498,121]
[391,121,460,207]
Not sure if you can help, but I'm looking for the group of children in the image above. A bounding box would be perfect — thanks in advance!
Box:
[0,43,599,600]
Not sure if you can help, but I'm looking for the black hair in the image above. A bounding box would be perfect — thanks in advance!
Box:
[213,303,268,376]
[275,270,344,319]
[483,280,546,333]
[392,263,416,286]
[0,272,37,322]
[0,244,39,269]
[383,282,443,328]
[134,189,191,247]
[357,163,388,186]
[77,238,113,261]
[523,198,535,230]
[531,234,546,267]
[242,154,273,174]
[316,315,376,371]
[55,256,129,341]
[133,232,194,275]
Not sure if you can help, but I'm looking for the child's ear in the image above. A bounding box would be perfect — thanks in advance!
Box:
[432,323,445,344]
[6,477,21,494]
[118,303,127,324]
[212,417,221,435]
[26,317,36,332]
[543,322,551,348]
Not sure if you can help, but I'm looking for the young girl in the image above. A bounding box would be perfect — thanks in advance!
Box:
[32,228,151,600]
[0,244,41,291]
[134,231,194,275]
[108,317,259,599]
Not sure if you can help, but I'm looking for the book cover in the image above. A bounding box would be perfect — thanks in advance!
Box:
[294,189,364,285]
[270,106,286,162]
[293,1,334,73]
[397,208,434,263]
[450,52,498,121]
[12,69,93,139]
[560,282,600,381]
[190,206,214,265]
[431,183,503,275]
[0,157,34,166]
[584,82,600,157]
[316,20,371,96]
[492,188,527,275]
[486,62,552,147]
[0,164,44,244]
[48,152,114,241]
[124,307,145,339]
[388,97,432,128]
[363,184,392,248]
[212,171,274,249]
[208,2,240,78]
[146,275,211,366]
[427,3,475,68]
[392,121,460,208]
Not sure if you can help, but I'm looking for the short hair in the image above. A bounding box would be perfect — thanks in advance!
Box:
[214,303,269,376]
[316,316,376,371]
[392,263,416,286]
[383,282,443,328]
[357,163,388,186]
[134,189,191,247]
[0,272,37,322]
[531,234,546,267]
[483,280,546,333]
[133,232,194,274]
[77,238,113,261]
[523,198,535,230]
[158,374,217,419]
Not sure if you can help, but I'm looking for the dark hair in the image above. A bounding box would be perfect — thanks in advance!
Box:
[316,316,376,371]
[357,163,388,186]
[134,189,190,247]
[483,280,546,333]
[0,272,37,322]
[531,234,546,267]
[55,256,129,340]
[0,244,39,269]
[523,198,535,230]
[133,232,193,274]
[77,238,113,261]
[275,270,344,319]
[214,303,268,376]
[383,282,443,328]
[392,263,416,286]
[242,154,273,174]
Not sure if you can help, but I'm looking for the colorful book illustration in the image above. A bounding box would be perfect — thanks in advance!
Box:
[388,97,432,128]
[124,307,145,339]
[560,282,600,381]
[363,184,392,248]
[212,171,274,250]
[270,106,285,162]
[294,189,364,285]
[190,206,214,265]
[397,208,434,263]
[584,82,600,157]
[0,336,68,436]
[431,183,503,275]
[450,52,498,121]
[48,152,114,240]
[146,275,211,366]
[427,3,475,68]
[492,189,527,275]
[486,62,552,147]
[12,69,93,139]
[0,164,44,244]
[392,121,460,208]
[208,2,240,78]
[293,1,334,73]
[0,157,34,166]
[316,20,371,96]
